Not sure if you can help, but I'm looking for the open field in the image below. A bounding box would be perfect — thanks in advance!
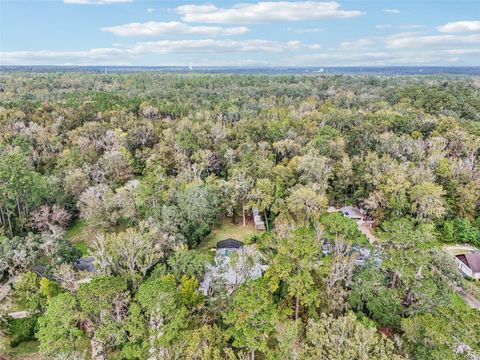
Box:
[194,219,259,254]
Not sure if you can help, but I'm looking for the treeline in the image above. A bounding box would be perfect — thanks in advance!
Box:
[0,73,479,359]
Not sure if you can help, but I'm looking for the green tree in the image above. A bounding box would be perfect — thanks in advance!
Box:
[136,274,189,359]
[266,228,321,320]
[320,212,367,244]
[409,182,446,221]
[286,186,328,225]
[37,292,85,358]
[77,276,130,360]
[300,312,405,360]
[223,279,278,360]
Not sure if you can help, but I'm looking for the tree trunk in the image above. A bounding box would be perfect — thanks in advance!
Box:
[251,349,255,360]
[90,337,106,360]
[264,209,269,231]
[0,205,4,225]
[6,210,13,237]
[295,295,300,321]
[242,205,246,227]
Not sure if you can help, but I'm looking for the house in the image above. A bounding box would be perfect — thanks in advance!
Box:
[351,246,371,266]
[340,206,365,224]
[200,239,267,295]
[320,240,376,266]
[455,252,480,280]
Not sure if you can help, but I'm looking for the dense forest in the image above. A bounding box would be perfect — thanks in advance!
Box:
[0,72,479,360]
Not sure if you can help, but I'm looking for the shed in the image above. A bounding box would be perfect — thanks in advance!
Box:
[216,239,244,250]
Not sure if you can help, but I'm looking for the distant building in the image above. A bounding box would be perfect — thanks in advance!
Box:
[455,252,480,280]
[340,206,365,224]
[200,239,267,295]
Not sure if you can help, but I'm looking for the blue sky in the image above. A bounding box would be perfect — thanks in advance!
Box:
[1,0,479,66]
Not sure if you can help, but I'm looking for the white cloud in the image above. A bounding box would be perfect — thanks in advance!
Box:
[340,37,376,48]
[0,39,320,65]
[147,8,155,13]
[132,39,315,53]
[437,20,480,33]
[176,1,364,23]
[288,47,478,66]
[386,32,480,48]
[0,48,134,65]
[375,24,392,29]
[383,8,401,14]
[289,27,325,33]
[64,0,131,4]
[101,21,249,37]
[444,48,480,55]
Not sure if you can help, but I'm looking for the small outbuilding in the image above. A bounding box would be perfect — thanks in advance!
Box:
[252,207,266,230]
[455,252,480,280]
[216,238,244,256]
[216,238,244,250]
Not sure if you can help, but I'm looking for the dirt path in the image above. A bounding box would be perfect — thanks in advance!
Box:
[442,245,480,310]
[358,223,378,244]
[454,285,480,310]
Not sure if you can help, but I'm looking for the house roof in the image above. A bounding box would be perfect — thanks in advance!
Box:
[216,238,244,249]
[340,206,364,219]
[74,258,96,273]
[200,245,267,295]
[456,252,480,273]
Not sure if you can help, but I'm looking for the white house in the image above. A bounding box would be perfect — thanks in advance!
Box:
[199,239,267,295]
[455,252,480,280]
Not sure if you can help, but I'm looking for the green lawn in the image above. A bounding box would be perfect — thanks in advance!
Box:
[65,219,90,256]
[194,220,258,254]
[3,340,40,359]
[74,241,89,256]
[65,219,87,241]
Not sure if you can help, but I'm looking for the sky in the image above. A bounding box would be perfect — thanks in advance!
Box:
[0,0,479,66]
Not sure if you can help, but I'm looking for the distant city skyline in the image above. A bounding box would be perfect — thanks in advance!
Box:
[1,0,479,66]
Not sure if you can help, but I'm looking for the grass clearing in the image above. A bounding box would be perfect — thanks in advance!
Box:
[3,340,40,359]
[65,219,88,242]
[74,241,89,256]
[66,219,92,256]
[194,219,258,254]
